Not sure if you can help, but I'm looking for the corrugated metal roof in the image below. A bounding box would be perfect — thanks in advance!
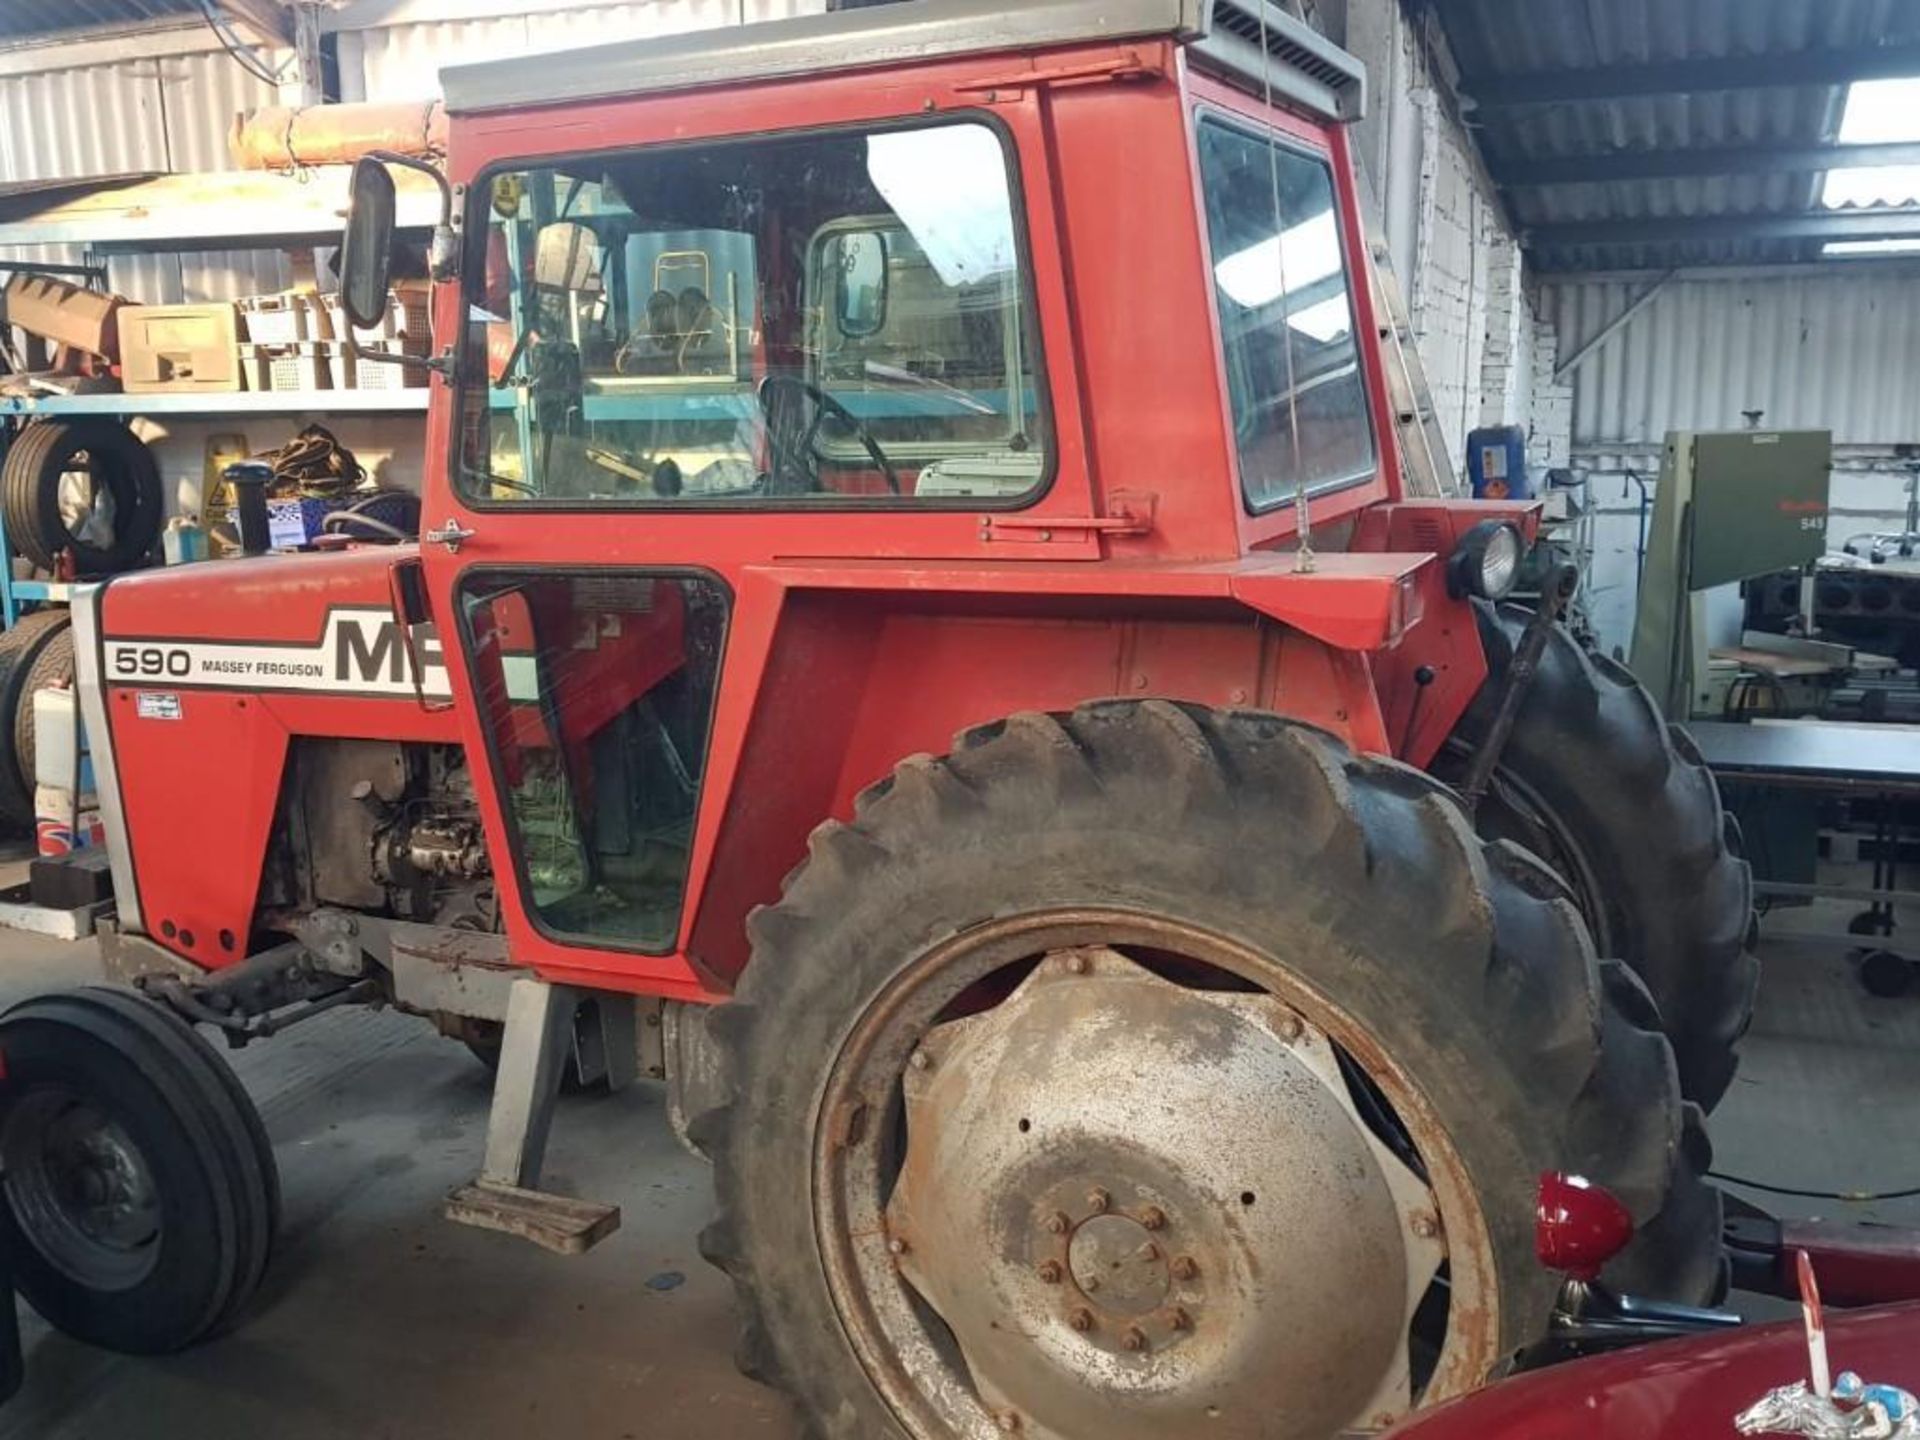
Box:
[0,0,210,45]
[1434,0,1920,271]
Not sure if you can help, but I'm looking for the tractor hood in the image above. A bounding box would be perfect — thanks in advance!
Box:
[1385,1302,1920,1440]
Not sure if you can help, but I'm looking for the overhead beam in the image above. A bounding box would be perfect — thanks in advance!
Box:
[1528,207,1920,250]
[1460,45,1920,109]
[214,0,294,48]
[1492,140,1920,189]
[1553,270,1676,383]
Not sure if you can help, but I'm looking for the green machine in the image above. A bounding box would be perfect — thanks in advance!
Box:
[1629,428,1832,717]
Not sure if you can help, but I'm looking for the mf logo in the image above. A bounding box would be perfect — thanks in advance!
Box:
[334,612,448,693]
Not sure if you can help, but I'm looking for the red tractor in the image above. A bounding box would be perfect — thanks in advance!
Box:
[0,3,1755,1437]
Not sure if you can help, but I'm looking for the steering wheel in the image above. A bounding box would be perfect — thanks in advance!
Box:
[757,374,900,496]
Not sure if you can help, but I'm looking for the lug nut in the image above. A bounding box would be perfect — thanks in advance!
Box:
[1087,1188,1110,1214]
[888,1237,909,1256]
[1141,1206,1167,1231]
[1069,1308,1095,1333]
[1411,1211,1440,1240]
[1171,1255,1198,1281]
[1122,1327,1149,1353]
[910,1049,932,1071]
[1063,952,1089,975]
[1276,1011,1304,1041]
[1037,1260,1063,1284]
[997,1412,1022,1433]
[1044,1211,1071,1235]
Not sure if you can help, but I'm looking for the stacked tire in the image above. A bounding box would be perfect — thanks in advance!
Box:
[1,419,164,576]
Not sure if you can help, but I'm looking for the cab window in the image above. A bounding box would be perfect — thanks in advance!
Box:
[458,120,1048,506]
[1195,117,1376,510]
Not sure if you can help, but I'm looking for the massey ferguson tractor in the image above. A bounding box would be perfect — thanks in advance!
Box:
[0,3,1757,1437]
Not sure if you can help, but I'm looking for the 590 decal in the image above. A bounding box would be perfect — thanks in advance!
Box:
[103,608,452,700]
[112,646,195,680]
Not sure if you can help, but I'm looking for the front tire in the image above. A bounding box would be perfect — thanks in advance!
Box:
[0,987,278,1353]
[700,702,1719,1440]
[1443,602,1758,1109]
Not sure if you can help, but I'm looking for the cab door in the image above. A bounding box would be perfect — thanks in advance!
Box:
[411,93,1076,1000]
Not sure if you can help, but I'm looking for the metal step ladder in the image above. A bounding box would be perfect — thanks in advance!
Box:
[1365,233,1458,500]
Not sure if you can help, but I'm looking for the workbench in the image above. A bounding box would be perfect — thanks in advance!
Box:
[1688,720,1920,993]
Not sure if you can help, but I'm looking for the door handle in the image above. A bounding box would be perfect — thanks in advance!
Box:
[424,519,477,553]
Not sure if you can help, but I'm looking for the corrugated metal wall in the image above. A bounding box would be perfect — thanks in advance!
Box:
[337,0,821,101]
[1537,267,1920,654]
[0,2,828,300]
[0,51,284,300]
[1541,268,1920,451]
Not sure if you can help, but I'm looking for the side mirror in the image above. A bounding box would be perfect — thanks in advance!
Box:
[341,157,397,331]
[831,230,888,338]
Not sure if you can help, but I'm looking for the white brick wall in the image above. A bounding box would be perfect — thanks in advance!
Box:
[1344,0,1556,487]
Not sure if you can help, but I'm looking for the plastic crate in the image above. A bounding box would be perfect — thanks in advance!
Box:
[323,285,432,358]
[238,293,320,345]
[238,340,333,393]
[349,341,428,390]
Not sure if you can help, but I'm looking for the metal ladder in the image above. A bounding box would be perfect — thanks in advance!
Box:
[1365,233,1458,500]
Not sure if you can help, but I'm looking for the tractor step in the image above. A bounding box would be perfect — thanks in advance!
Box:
[445,1180,621,1255]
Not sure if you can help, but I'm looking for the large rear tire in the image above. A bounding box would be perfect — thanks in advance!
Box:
[0,610,73,829]
[0,987,278,1353]
[699,702,1719,1440]
[1442,601,1758,1110]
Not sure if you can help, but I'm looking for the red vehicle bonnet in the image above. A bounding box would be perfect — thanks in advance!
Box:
[1384,1302,1920,1440]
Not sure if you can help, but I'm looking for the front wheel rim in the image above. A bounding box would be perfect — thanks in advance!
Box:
[812,909,1504,1440]
[2,1085,162,1290]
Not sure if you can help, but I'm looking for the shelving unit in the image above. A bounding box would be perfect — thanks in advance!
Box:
[0,165,441,623]
[1,390,430,418]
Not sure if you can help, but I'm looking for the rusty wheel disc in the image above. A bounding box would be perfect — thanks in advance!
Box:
[813,911,1503,1440]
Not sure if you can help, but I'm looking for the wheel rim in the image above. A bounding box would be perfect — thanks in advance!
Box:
[56,452,115,552]
[2,1086,162,1290]
[813,910,1503,1440]
[1438,739,1612,956]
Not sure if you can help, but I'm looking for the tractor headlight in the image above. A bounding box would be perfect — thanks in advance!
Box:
[1448,520,1523,600]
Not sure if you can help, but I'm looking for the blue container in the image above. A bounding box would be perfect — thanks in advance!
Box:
[1467,425,1531,500]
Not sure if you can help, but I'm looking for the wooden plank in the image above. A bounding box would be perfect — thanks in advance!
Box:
[444,1181,622,1256]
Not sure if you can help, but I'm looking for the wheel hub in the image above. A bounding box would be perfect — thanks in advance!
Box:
[884,947,1445,1440]
[1067,1214,1166,1317]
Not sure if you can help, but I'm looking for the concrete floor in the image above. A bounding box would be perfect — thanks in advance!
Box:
[0,870,1915,1438]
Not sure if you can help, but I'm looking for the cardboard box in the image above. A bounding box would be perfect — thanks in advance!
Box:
[4,274,125,360]
[120,303,241,393]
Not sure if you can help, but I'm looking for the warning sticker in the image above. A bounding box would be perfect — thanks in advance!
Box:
[135,692,183,721]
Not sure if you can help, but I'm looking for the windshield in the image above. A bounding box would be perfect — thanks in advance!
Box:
[456,119,1048,507]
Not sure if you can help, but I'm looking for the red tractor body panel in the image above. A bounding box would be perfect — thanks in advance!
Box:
[97,549,459,967]
[87,22,1523,1004]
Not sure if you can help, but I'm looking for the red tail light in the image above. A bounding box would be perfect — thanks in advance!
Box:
[1536,1171,1634,1282]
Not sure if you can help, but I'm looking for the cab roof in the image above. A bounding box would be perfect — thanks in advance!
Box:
[441,0,1364,123]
